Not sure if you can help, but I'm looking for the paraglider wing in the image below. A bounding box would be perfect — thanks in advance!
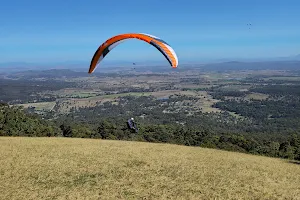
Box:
[88,33,178,73]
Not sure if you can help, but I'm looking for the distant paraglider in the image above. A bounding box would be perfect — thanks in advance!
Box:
[247,23,252,30]
[88,33,178,74]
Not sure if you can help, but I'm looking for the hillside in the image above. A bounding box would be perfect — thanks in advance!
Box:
[1,137,299,200]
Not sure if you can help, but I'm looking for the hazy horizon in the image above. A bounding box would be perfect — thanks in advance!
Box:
[1,53,300,66]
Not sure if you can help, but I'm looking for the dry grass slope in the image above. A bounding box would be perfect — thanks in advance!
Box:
[0,137,300,200]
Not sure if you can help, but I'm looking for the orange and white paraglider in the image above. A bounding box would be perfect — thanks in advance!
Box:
[88,33,178,73]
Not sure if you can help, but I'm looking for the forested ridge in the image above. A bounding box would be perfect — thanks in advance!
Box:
[1,92,300,161]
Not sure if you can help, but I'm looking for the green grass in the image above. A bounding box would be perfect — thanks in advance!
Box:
[17,101,56,111]
[1,137,300,200]
[218,85,251,92]
[101,92,152,98]
[244,93,269,101]
[67,93,98,98]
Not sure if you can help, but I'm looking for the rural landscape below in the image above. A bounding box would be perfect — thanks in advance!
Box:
[1,60,300,199]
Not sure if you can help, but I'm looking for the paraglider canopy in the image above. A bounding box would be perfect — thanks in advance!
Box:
[88,33,178,73]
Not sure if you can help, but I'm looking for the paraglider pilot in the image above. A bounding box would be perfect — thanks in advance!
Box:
[127,117,138,133]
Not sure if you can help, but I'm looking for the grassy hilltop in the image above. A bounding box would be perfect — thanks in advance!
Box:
[1,137,300,200]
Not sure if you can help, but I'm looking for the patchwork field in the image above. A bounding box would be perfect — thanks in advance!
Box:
[15,70,297,116]
[18,90,222,114]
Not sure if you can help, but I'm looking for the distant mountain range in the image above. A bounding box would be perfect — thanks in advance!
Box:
[0,60,157,73]
[212,54,300,63]
[198,60,300,71]
[0,54,300,73]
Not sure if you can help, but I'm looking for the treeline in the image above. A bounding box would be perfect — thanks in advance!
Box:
[1,99,300,160]
[60,94,300,138]
[215,99,300,119]
[52,95,300,160]
[250,85,300,96]
[52,118,300,161]
[0,103,59,136]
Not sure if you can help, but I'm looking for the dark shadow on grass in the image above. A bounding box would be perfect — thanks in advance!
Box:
[288,160,300,165]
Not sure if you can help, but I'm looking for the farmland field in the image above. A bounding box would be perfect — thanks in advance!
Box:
[17,88,221,114]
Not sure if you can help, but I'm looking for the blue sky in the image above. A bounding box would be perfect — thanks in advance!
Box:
[1,0,300,65]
